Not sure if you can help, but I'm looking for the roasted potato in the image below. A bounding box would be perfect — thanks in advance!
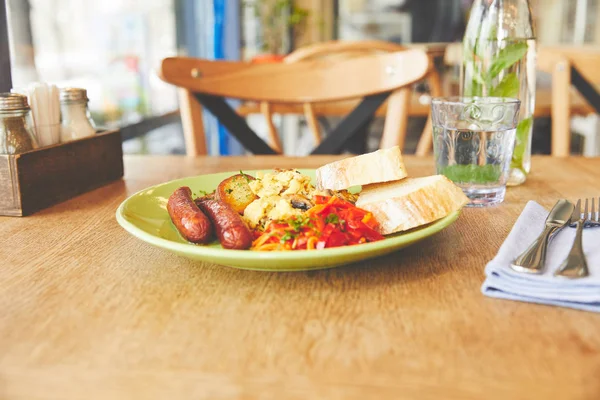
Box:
[215,173,257,214]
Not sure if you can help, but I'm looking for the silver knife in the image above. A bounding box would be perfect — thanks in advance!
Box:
[510,199,574,274]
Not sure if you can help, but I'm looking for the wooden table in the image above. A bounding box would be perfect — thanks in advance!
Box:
[1,155,599,399]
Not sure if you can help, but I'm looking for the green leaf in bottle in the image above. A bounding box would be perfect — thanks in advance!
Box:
[464,79,484,97]
[462,36,486,97]
[490,73,519,98]
[486,41,528,82]
[510,116,533,170]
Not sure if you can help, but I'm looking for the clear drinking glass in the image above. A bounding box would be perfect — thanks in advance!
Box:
[432,97,521,207]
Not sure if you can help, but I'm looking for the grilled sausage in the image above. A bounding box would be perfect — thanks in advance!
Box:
[196,199,253,250]
[167,187,213,243]
[193,192,215,208]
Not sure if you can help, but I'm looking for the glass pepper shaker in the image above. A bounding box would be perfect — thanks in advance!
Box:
[0,93,38,154]
[59,88,96,142]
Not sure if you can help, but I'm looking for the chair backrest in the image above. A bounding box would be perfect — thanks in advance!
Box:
[283,40,442,155]
[284,40,409,63]
[160,50,429,155]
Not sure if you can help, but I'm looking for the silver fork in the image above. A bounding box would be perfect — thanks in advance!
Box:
[569,197,600,228]
[555,198,599,278]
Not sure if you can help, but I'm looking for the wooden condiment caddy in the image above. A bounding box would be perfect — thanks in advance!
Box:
[0,130,123,216]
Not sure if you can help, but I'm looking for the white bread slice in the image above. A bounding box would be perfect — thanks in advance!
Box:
[356,175,469,235]
[315,146,407,191]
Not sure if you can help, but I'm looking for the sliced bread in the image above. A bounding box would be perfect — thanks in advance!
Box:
[315,146,407,191]
[356,175,469,235]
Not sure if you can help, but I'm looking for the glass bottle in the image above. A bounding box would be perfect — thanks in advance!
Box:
[461,0,536,186]
[59,88,96,142]
[0,93,38,154]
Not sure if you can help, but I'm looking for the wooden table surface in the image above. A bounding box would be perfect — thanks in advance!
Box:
[1,155,600,400]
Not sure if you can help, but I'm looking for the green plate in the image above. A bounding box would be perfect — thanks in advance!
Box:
[116,170,462,271]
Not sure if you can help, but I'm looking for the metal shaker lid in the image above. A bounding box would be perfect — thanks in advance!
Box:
[59,87,89,103]
[0,93,30,110]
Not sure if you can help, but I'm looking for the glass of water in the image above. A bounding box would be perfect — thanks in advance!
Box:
[431,97,521,207]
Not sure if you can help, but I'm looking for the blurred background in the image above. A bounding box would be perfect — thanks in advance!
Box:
[4,0,600,155]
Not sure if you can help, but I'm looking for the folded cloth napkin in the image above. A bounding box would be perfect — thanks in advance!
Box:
[482,201,600,312]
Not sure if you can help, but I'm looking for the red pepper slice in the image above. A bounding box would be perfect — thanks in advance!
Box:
[314,195,330,204]
[326,230,349,248]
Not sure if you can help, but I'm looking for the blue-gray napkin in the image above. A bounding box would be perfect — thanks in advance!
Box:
[482,201,600,312]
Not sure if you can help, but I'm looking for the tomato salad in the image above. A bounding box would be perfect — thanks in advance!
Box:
[252,195,384,251]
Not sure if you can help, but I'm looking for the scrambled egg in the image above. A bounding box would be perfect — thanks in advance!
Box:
[248,169,313,198]
[243,169,315,228]
[243,196,302,228]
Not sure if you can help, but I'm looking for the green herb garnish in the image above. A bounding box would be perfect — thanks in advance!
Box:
[239,170,251,183]
[280,232,295,243]
[288,215,312,232]
[325,213,339,224]
[225,188,233,194]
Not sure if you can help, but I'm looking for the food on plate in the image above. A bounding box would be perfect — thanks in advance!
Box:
[356,175,469,235]
[196,199,253,250]
[316,145,407,191]
[167,187,213,243]
[193,192,215,208]
[243,169,319,229]
[166,146,469,251]
[215,173,257,214]
[244,195,302,229]
[252,195,384,251]
[283,193,314,210]
[332,190,359,204]
[249,169,314,197]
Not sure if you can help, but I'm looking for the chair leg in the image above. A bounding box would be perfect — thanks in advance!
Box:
[416,116,433,156]
[178,89,207,156]
[593,115,600,156]
[344,117,372,154]
[551,60,571,157]
[415,65,443,156]
[312,92,390,155]
[380,88,410,149]
[303,103,322,145]
[582,114,600,156]
[195,93,277,155]
[260,102,282,153]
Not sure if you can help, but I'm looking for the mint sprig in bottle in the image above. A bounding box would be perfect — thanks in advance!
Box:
[461,0,536,186]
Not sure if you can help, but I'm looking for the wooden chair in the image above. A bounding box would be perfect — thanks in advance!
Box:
[537,46,600,156]
[281,40,443,155]
[160,50,429,155]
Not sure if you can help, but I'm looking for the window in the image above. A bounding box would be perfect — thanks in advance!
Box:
[6,0,179,128]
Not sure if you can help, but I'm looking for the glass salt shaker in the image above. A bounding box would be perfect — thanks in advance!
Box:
[0,93,38,154]
[59,88,96,142]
